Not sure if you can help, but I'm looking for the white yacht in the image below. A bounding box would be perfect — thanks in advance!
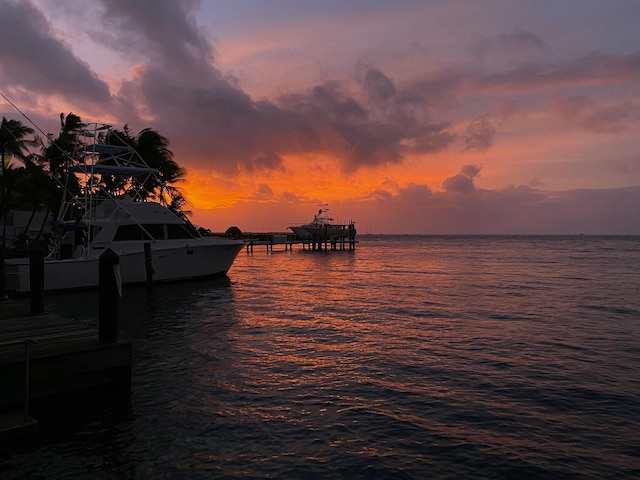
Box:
[4,123,244,293]
[288,207,356,241]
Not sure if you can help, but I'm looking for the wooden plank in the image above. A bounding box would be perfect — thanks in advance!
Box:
[0,311,132,411]
[0,313,81,332]
[0,300,30,320]
[0,314,100,362]
[0,341,132,407]
[0,410,38,441]
[0,335,100,362]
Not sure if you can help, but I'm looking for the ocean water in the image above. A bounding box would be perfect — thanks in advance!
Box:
[1,235,639,479]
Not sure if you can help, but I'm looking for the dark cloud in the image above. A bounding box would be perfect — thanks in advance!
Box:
[395,183,432,204]
[118,63,340,177]
[0,0,110,105]
[96,0,215,83]
[462,102,516,152]
[464,114,496,151]
[371,189,394,202]
[0,1,468,175]
[53,0,452,175]
[280,70,458,171]
[358,64,397,103]
[245,152,285,173]
[442,174,475,194]
[410,128,456,154]
[460,164,481,178]
[278,82,367,122]
[117,57,456,174]
[6,0,638,193]
[442,164,481,194]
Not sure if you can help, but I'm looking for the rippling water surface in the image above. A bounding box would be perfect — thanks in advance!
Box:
[2,235,640,479]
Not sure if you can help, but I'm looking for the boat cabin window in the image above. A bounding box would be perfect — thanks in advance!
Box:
[143,224,165,240]
[114,224,156,241]
[113,223,195,241]
[167,224,196,239]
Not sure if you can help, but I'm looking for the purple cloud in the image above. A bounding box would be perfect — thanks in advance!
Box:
[96,0,216,82]
[464,115,496,152]
[0,0,110,105]
[442,165,482,194]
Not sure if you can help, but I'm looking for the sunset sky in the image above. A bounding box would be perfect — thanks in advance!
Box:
[1,0,639,234]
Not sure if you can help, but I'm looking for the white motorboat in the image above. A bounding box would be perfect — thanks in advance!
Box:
[4,123,244,293]
[288,207,355,241]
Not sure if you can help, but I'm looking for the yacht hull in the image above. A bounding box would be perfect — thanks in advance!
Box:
[5,240,244,293]
[288,226,312,239]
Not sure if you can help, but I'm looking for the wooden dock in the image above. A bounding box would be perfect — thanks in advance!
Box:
[243,232,356,253]
[0,301,131,441]
[301,234,357,252]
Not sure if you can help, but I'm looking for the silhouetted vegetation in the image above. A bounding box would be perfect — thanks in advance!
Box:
[0,113,191,254]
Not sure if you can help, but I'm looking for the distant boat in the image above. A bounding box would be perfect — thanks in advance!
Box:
[4,123,244,293]
[288,206,356,241]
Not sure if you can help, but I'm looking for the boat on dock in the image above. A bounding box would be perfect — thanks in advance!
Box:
[288,207,356,243]
[4,122,244,293]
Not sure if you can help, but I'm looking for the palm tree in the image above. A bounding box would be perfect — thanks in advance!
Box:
[41,113,82,204]
[0,117,39,299]
[0,117,39,245]
[104,126,186,204]
[10,156,59,254]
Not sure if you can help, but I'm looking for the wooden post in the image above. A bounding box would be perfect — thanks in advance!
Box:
[144,242,153,286]
[349,223,356,251]
[29,248,44,314]
[23,338,37,423]
[0,246,5,300]
[99,249,120,344]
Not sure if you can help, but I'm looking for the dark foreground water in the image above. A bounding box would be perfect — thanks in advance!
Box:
[1,235,639,479]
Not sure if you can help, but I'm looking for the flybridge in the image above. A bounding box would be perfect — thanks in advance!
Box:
[71,164,159,176]
[78,141,158,175]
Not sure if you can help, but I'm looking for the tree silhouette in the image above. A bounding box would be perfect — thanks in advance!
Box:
[0,117,40,247]
[104,126,186,204]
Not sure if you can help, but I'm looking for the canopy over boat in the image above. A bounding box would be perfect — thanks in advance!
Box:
[81,144,130,154]
[71,164,160,176]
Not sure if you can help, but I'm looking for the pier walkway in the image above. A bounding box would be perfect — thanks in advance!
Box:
[0,300,131,441]
[242,232,357,253]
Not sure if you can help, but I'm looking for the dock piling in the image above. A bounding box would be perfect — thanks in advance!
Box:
[99,249,120,344]
[29,248,44,315]
[22,338,36,423]
[0,246,5,300]
[144,242,153,286]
